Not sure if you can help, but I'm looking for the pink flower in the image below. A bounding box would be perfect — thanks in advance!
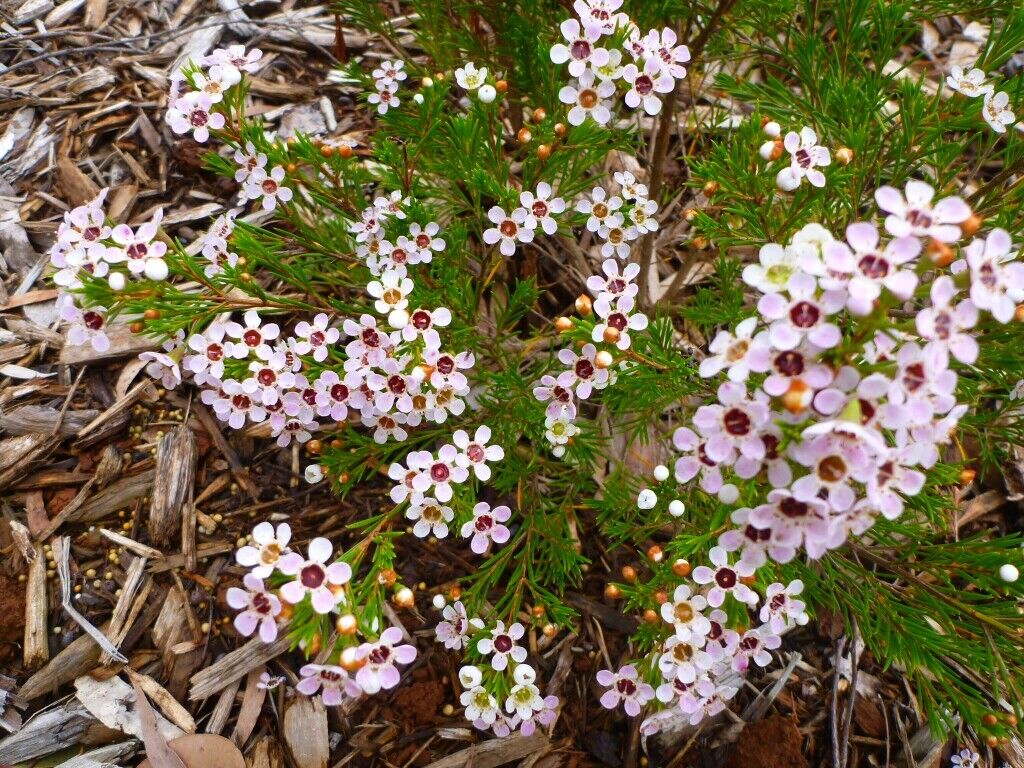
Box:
[400,307,451,348]
[672,426,737,503]
[424,348,474,390]
[453,425,504,481]
[757,272,844,350]
[915,276,978,363]
[140,351,181,389]
[111,212,168,278]
[679,679,738,725]
[790,429,877,512]
[692,546,757,607]
[822,222,920,314]
[760,580,809,633]
[408,222,446,259]
[596,665,654,717]
[167,92,225,143]
[294,313,339,362]
[783,127,830,188]
[387,450,432,504]
[692,382,770,469]
[549,18,609,78]
[226,310,280,360]
[881,342,958,429]
[233,142,267,185]
[642,27,690,79]
[519,183,565,236]
[622,58,673,115]
[421,444,468,502]
[363,411,409,443]
[477,621,527,671]
[244,166,292,211]
[213,378,267,428]
[235,521,291,577]
[184,323,230,384]
[297,664,361,705]
[557,343,610,398]
[865,444,926,520]
[533,374,578,420]
[750,344,833,405]
[461,502,511,554]
[61,298,110,353]
[278,538,352,613]
[749,490,835,559]
[732,628,781,672]
[874,179,970,242]
[965,228,1024,323]
[367,82,400,114]
[719,505,792,567]
[355,626,417,694]
[587,259,640,316]
[658,635,713,684]
[435,600,483,649]
[591,295,648,351]
[313,369,361,420]
[226,574,281,642]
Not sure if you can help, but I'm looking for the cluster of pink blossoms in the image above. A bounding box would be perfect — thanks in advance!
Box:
[167,46,262,144]
[228,522,417,704]
[551,0,690,124]
[599,576,807,732]
[432,602,559,737]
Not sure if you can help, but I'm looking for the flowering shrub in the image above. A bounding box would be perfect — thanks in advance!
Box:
[50,0,1024,753]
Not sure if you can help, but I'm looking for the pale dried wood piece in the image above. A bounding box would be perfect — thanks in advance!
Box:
[66,67,115,96]
[75,675,184,743]
[82,0,106,28]
[247,735,284,768]
[0,288,58,311]
[190,633,291,701]
[129,677,188,768]
[93,444,123,487]
[0,432,60,490]
[99,527,163,559]
[43,0,86,27]
[126,670,196,735]
[4,317,63,346]
[100,556,149,664]
[0,674,26,734]
[70,469,156,524]
[282,695,328,768]
[161,203,225,227]
[58,323,157,364]
[0,700,98,765]
[56,156,100,206]
[23,541,48,666]
[230,667,266,747]
[148,541,233,573]
[12,0,53,25]
[0,204,39,274]
[56,740,139,767]
[18,624,108,700]
[205,678,241,736]
[76,379,156,439]
[424,733,550,768]
[148,425,197,550]
[54,537,127,663]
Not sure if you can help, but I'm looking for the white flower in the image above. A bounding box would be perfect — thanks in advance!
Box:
[244,166,293,211]
[435,601,483,649]
[372,59,407,86]
[699,317,765,382]
[406,496,454,538]
[559,69,615,126]
[367,83,400,115]
[628,197,658,234]
[742,242,804,294]
[946,65,992,98]
[577,186,622,232]
[461,686,499,724]
[453,425,504,480]
[622,60,673,115]
[60,297,110,353]
[591,295,648,350]
[781,126,830,188]
[519,183,565,236]
[483,206,534,256]
[965,228,1024,323]
[874,179,970,243]
[982,91,1016,133]
[461,502,512,554]
[367,270,414,315]
[166,92,224,143]
[234,142,267,184]
[455,62,488,91]
[304,464,324,483]
[277,538,352,613]
[194,65,241,104]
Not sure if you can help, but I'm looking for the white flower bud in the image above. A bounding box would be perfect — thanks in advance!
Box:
[304,464,323,484]
[637,488,657,510]
[796,612,810,625]
[513,664,536,684]
[999,563,1019,583]
[775,167,801,192]
[718,484,739,504]
[763,120,781,138]
[414,93,424,104]
[107,272,126,291]
[422,77,434,87]
[144,258,169,281]
[653,464,670,482]
[431,593,447,609]
[459,665,482,688]
[477,84,497,103]
[759,140,777,161]
[668,499,686,517]
[388,308,410,329]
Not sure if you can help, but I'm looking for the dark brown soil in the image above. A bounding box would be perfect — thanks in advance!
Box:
[724,716,808,768]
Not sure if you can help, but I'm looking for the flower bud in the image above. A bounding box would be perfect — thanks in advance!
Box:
[702,180,719,197]
[762,119,781,138]
[959,468,976,484]
[604,583,622,600]
[477,84,497,103]
[594,350,613,369]
[145,259,169,281]
[414,93,424,104]
[653,464,670,482]
[927,239,954,267]
[999,563,1019,583]
[305,439,323,455]
[517,126,532,144]
[532,107,546,123]
[286,162,298,173]
[575,294,593,315]
[983,713,999,726]
[691,235,708,250]
[960,213,982,237]
[531,604,546,617]
[835,147,854,165]
[759,140,778,161]
[143,308,160,320]
[621,565,637,583]
[340,646,364,671]
[422,76,434,87]
[394,587,415,608]
[338,145,354,159]
[668,499,685,517]
[603,326,621,344]
[672,558,691,577]
[654,589,669,604]
[108,272,126,291]
[536,143,552,160]
[432,593,447,609]
[336,613,358,635]
[776,167,801,192]
[782,379,812,414]
[643,609,659,624]
[542,623,557,637]
[1016,305,1024,323]
[637,489,657,510]
[683,207,699,222]
[554,122,567,138]
[555,316,573,332]
[495,79,508,93]
[378,568,398,587]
